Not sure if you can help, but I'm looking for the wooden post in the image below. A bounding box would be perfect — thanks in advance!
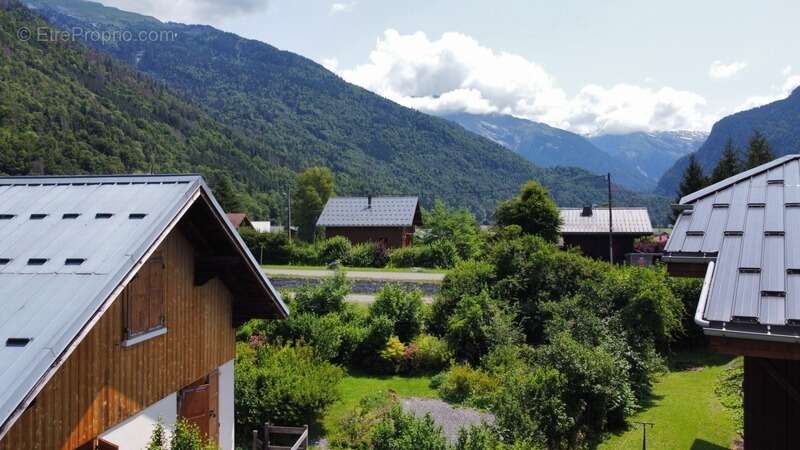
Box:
[264,422,270,450]
[303,425,309,449]
[251,430,259,450]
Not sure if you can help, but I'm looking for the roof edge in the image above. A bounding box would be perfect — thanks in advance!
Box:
[680,154,800,204]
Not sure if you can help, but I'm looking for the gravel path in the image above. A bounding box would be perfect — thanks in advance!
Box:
[401,397,496,443]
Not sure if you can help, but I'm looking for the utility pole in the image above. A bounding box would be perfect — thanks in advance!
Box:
[287,191,292,242]
[633,421,654,450]
[607,172,614,264]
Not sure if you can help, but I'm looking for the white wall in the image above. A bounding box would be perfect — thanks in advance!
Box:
[100,392,177,449]
[219,359,235,450]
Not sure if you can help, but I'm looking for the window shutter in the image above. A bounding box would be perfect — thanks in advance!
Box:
[148,256,165,330]
[126,272,149,336]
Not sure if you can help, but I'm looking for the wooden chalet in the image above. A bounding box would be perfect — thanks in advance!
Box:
[316,196,422,248]
[226,213,253,230]
[0,175,288,450]
[664,155,800,449]
[559,206,653,262]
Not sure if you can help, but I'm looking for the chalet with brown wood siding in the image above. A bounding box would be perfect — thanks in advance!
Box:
[0,175,288,450]
[316,196,422,249]
[665,155,800,450]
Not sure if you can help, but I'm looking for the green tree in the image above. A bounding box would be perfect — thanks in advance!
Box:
[293,167,335,241]
[212,175,244,213]
[674,155,707,221]
[495,181,561,242]
[420,201,483,260]
[710,138,742,183]
[745,130,775,169]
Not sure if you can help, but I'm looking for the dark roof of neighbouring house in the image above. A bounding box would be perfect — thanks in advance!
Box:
[316,196,422,228]
[559,207,653,235]
[226,212,252,229]
[0,174,288,441]
[665,155,800,339]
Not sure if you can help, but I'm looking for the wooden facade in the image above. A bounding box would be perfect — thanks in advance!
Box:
[0,229,236,450]
[324,226,415,249]
[562,234,638,263]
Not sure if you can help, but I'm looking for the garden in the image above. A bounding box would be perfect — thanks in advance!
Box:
[225,180,742,450]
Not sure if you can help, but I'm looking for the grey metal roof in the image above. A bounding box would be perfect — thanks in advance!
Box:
[666,155,800,335]
[316,196,421,227]
[559,208,653,235]
[0,174,287,440]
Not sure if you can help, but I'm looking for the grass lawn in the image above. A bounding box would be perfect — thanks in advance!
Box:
[599,351,739,450]
[262,264,447,274]
[315,371,437,443]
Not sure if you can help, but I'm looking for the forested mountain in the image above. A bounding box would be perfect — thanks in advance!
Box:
[442,113,653,192]
[657,89,800,196]
[0,0,293,218]
[8,0,671,223]
[589,130,707,189]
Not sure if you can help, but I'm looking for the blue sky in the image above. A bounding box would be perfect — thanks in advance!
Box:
[100,0,800,135]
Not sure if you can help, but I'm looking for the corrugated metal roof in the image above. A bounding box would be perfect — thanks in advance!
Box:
[0,174,287,440]
[667,155,800,334]
[316,197,421,227]
[559,208,653,235]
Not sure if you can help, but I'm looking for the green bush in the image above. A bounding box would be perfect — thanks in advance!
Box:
[434,363,496,405]
[445,292,523,364]
[455,424,534,450]
[294,271,350,316]
[239,227,292,265]
[495,181,561,242]
[344,242,378,267]
[370,405,449,450]
[379,335,408,372]
[354,315,395,369]
[319,236,352,264]
[370,284,425,342]
[234,342,343,443]
[388,242,460,269]
[330,391,396,449]
[420,201,484,261]
[429,260,494,336]
[147,418,218,450]
[410,334,451,372]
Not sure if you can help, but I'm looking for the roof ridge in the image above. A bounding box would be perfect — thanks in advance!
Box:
[680,154,800,204]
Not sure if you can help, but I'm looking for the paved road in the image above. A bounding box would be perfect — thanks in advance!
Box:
[264,267,445,283]
[346,294,434,304]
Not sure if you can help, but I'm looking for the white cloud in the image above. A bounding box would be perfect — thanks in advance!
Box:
[330,1,357,14]
[320,57,339,72]
[337,29,713,134]
[708,60,748,79]
[99,0,270,23]
[739,68,800,110]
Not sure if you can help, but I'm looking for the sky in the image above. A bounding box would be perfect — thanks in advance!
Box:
[98,0,800,135]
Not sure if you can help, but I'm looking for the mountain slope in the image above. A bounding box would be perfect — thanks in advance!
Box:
[657,90,800,196]
[442,113,653,191]
[0,0,293,218]
[589,131,706,188]
[20,0,671,224]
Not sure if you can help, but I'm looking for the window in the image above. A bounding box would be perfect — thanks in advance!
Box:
[74,437,118,450]
[123,255,165,343]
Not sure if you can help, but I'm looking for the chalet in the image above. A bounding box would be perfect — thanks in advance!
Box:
[0,175,288,450]
[665,155,800,450]
[316,196,422,248]
[251,221,272,234]
[559,206,653,262]
[225,213,253,230]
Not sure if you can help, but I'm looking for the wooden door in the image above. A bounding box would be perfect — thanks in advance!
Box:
[179,378,210,438]
[74,438,119,450]
[179,371,219,443]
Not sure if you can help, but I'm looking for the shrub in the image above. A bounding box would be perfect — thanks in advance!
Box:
[380,335,408,372]
[494,181,561,242]
[234,342,343,443]
[370,284,425,342]
[434,363,496,405]
[388,245,429,268]
[410,334,451,372]
[429,260,494,336]
[344,242,378,267]
[319,236,352,264]
[354,315,395,369]
[331,391,396,449]
[455,424,534,450]
[716,358,744,435]
[293,271,350,316]
[239,227,292,264]
[370,405,449,450]
[147,418,218,450]
[288,242,321,265]
[445,292,522,364]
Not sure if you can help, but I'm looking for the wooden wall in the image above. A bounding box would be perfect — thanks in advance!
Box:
[324,226,413,248]
[0,229,236,450]
[562,234,637,263]
[743,356,800,450]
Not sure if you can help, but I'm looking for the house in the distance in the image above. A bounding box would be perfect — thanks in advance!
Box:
[225,212,253,230]
[317,196,423,248]
[251,220,272,234]
[665,155,800,450]
[0,175,288,450]
[559,206,653,262]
